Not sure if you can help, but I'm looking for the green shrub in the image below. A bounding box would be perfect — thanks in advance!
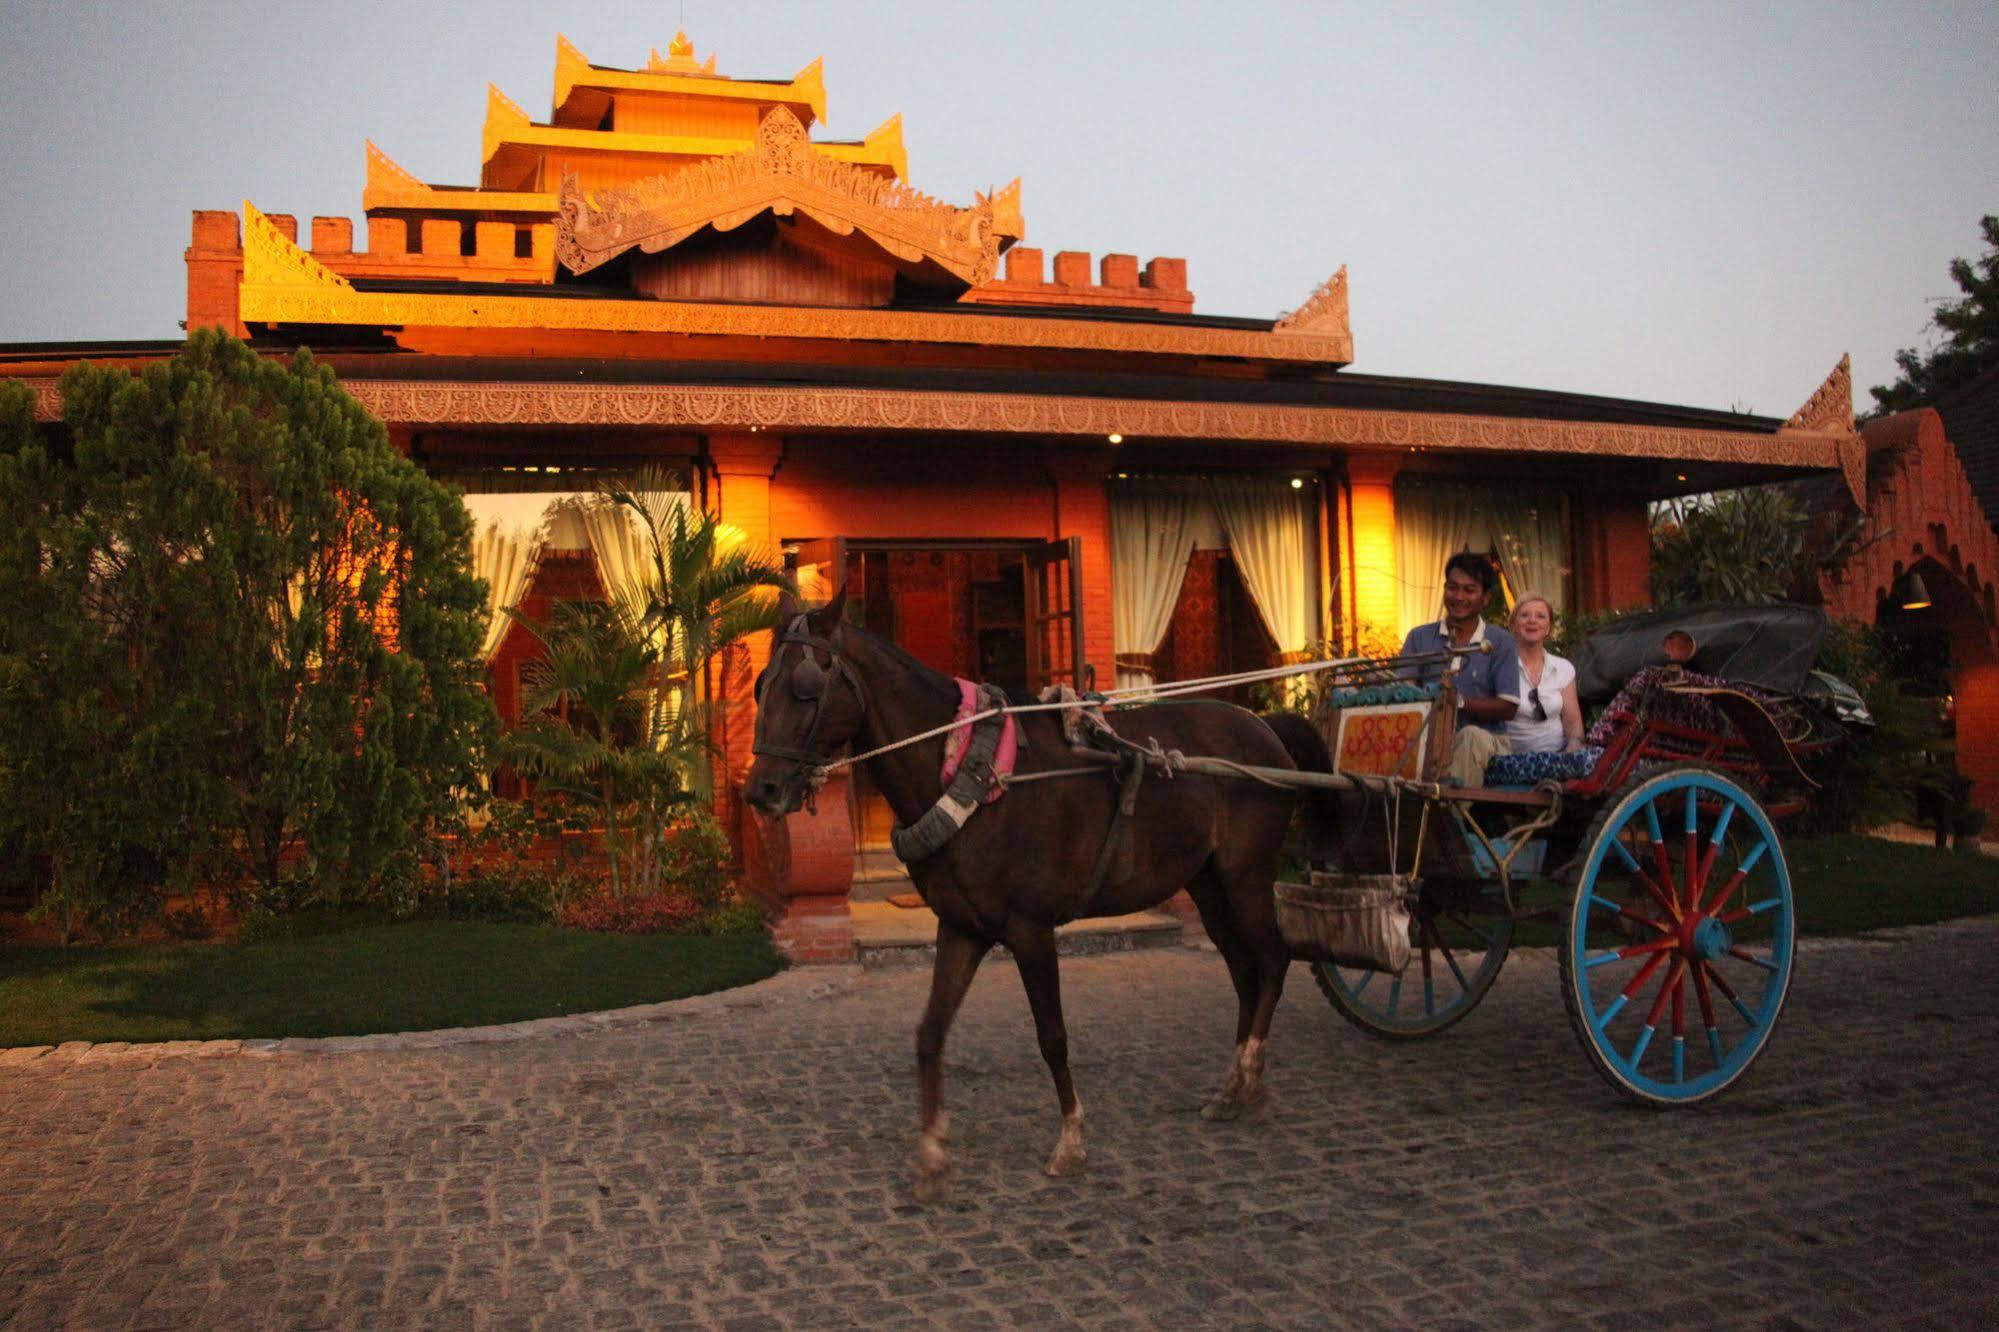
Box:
[657,810,733,910]
[688,897,769,937]
[444,864,591,924]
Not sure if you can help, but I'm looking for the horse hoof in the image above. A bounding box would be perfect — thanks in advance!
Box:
[914,1166,952,1205]
[1044,1144,1088,1177]
[1200,1095,1243,1122]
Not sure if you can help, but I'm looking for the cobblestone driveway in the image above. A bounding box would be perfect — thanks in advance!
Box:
[5,921,1998,1330]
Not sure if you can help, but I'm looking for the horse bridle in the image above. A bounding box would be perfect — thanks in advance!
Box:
[751,613,871,791]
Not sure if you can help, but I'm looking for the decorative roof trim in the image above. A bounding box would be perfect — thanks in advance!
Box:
[1276,266,1349,340]
[12,373,1862,488]
[242,202,352,291]
[1786,353,1855,434]
[555,106,991,284]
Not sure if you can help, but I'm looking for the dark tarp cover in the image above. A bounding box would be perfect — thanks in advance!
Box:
[1570,603,1829,701]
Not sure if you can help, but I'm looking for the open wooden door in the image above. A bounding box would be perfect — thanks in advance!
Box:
[1024,537,1086,693]
[791,537,849,613]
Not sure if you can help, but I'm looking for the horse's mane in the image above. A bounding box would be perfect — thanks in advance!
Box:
[842,618,1037,707]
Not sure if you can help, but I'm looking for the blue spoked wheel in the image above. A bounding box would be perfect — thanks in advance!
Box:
[1560,765,1795,1106]
[1313,882,1516,1040]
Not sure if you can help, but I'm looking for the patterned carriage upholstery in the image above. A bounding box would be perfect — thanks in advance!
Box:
[1483,746,1604,786]
[1583,666,1811,749]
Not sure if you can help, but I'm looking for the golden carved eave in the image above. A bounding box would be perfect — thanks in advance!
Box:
[242,201,352,291]
[555,106,975,282]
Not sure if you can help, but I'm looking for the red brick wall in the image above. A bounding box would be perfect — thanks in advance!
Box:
[1575,497,1651,613]
[1820,410,1999,815]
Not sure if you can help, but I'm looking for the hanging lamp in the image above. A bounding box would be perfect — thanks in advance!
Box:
[1890,569,1932,611]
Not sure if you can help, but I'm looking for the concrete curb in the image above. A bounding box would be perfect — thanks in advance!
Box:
[7,915,1996,1067]
[0,966,859,1067]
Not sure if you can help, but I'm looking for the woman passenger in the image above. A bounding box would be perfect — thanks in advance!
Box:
[1506,594,1585,754]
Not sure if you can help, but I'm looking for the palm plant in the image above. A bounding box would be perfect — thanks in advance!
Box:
[503,469,791,896]
[602,469,793,775]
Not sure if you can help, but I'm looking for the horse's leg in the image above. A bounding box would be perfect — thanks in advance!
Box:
[915,917,992,1204]
[1210,839,1293,1118]
[1006,920,1085,1176]
[1185,862,1264,1121]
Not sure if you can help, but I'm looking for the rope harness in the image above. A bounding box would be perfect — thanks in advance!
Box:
[752,636,1497,894]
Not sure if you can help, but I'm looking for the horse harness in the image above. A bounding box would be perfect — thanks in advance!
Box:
[753,614,1147,921]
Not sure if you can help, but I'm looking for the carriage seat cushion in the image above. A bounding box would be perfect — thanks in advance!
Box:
[1483,746,1604,786]
[1325,681,1438,710]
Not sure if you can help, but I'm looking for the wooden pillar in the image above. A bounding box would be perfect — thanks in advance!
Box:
[704,432,785,844]
[1345,454,1401,653]
[1049,447,1116,689]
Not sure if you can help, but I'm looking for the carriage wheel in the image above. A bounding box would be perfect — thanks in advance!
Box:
[1313,882,1516,1040]
[1560,765,1794,1106]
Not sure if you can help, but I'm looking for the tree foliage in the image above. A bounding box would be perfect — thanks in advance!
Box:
[1869,213,1999,416]
[0,332,495,937]
[1649,486,1811,607]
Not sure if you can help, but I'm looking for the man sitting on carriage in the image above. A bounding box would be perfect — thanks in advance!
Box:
[1397,551,1520,786]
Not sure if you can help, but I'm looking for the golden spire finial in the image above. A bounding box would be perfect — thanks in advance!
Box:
[669,29,694,58]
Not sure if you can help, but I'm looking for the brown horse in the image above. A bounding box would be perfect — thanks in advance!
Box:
[743,588,1330,1201]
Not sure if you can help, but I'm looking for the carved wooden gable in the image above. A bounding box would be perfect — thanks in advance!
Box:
[556,106,1002,302]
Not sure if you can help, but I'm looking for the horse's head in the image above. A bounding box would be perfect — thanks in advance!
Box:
[744,584,868,816]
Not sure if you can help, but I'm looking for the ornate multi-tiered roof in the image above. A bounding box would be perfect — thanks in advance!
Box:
[188,32,1358,364]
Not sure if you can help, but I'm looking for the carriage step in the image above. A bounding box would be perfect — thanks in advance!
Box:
[849,903,1184,968]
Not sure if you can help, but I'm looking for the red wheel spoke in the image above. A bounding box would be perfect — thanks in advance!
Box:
[1643,957,1687,1030]
[1671,968,1686,1039]
[1615,902,1673,935]
[1620,949,1672,1002]
[1728,947,1781,974]
[1700,960,1758,1027]
[1616,936,1680,961]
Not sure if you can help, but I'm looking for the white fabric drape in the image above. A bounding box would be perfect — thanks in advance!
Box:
[1110,477,1204,691]
[1492,495,1569,614]
[578,491,694,654]
[1394,484,1482,639]
[462,493,579,661]
[1392,481,1571,637]
[1209,476,1318,658]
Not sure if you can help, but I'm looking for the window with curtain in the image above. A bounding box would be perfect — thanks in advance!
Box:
[1111,473,1322,693]
[1392,479,1572,637]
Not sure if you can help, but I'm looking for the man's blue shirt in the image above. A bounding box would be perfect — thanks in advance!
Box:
[1397,619,1521,734]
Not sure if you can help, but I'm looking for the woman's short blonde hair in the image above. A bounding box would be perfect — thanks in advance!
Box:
[1511,593,1556,623]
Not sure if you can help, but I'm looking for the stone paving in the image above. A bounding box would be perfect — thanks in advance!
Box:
[4,921,1999,1330]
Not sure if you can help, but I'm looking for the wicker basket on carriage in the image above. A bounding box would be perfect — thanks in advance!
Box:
[1273,872,1414,974]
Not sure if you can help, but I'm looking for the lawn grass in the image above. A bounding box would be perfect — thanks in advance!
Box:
[0,921,783,1048]
[1503,832,1999,947]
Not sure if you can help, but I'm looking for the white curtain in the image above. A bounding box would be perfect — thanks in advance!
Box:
[462,493,577,661]
[1210,476,1318,659]
[1110,477,1204,691]
[1393,481,1571,637]
[578,490,694,653]
[1394,484,1483,638]
[1492,494,1570,614]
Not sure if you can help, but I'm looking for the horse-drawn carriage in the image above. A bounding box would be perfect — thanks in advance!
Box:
[1284,603,1854,1105]
[747,592,1860,1197]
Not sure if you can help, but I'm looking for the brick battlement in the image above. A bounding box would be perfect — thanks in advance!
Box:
[184,210,557,336]
[961,247,1194,315]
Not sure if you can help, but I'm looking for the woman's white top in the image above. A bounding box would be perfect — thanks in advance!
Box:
[1506,650,1575,754]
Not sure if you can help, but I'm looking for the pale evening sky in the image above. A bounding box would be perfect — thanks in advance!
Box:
[0,0,1993,418]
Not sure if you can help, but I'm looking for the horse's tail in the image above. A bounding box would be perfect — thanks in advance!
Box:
[1257,711,1342,851]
